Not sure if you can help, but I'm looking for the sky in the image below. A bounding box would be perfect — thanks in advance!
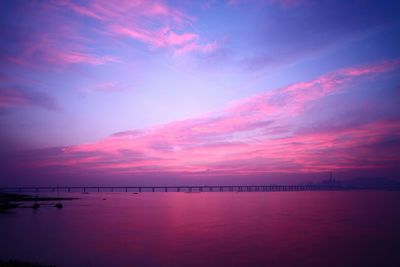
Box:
[0,0,400,186]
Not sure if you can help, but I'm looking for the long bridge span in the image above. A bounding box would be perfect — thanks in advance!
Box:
[1,184,343,193]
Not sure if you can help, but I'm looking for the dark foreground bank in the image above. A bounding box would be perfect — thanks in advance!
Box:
[0,193,76,202]
[0,260,55,267]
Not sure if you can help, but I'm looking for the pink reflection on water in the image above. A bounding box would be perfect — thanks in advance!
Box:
[1,192,400,267]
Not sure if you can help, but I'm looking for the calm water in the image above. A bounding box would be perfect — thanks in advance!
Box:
[1,191,400,267]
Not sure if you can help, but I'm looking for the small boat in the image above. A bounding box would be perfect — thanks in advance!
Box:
[32,188,40,209]
[55,185,63,208]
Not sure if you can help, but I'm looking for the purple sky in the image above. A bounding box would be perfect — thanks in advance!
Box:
[1,0,400,185]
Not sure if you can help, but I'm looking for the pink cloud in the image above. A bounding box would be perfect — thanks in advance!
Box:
[60,0,217,56]
[5,0,212,69]
[24,59,400,175]
[5,15,118,68]
[61,0,192,24]
[19,39,119,67]
[339,59,400,76]
[54,51,119,65]
[226,59,400,118]
[109,25,161,46]
[58,1,104,20]
[165,31,199,47]
[110,25,216,55]
[108,26,197,48]
[0,89,30,108]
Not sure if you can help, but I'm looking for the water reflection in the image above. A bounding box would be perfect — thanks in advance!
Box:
[1,191,400,267]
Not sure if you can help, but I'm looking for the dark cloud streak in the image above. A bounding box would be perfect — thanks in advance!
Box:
[0,87,60,111]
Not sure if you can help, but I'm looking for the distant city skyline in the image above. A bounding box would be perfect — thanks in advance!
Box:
[1,0,400,185]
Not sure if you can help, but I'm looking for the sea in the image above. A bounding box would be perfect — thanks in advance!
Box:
[1,191,400,267]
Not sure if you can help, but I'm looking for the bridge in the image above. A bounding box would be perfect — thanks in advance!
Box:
[0,184,343,193]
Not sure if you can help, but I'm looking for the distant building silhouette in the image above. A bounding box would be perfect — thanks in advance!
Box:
[321,171,340,185]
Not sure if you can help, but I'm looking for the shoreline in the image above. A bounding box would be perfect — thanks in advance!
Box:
[0,260,55,267]
[0,193,78,202]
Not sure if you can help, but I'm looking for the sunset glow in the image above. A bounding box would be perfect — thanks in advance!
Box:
[1,0,400,185]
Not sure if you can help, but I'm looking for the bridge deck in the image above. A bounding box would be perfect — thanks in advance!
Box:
[1,185,342,193]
